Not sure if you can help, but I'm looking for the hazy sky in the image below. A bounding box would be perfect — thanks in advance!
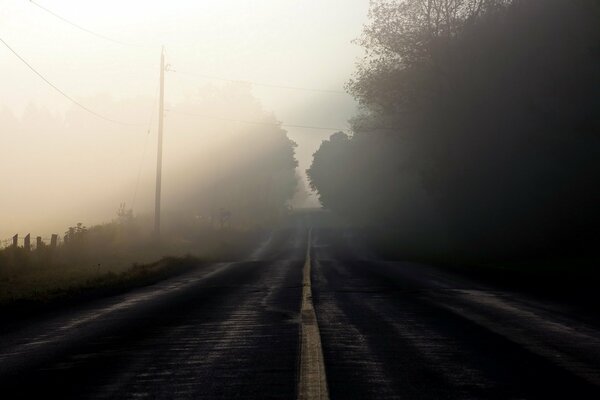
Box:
[0,0,368,239]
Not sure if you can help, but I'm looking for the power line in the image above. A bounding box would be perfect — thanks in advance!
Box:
[169,109,348,132]
[172,69,349,96]
[0,36,143,126]
[29,0,146,48]
[27,0,350,98]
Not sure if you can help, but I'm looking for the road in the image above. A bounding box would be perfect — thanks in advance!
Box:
[1,223,600,399]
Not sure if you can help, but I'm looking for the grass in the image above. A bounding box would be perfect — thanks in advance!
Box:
[0,220,263,314]
[0,254,193,305]
[0,255,203,324]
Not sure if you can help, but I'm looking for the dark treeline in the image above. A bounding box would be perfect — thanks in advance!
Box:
[308,0,600,259]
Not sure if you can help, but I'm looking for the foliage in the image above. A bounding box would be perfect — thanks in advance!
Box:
[168,84,299,228]
[64,222,87,243]
[0,214,261,306]
[309,0,600,257]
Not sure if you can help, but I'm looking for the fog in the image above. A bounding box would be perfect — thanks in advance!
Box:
[307,0,600,259]
[0,0,367,239]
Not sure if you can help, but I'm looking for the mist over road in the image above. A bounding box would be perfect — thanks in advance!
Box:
[1,223,599,399]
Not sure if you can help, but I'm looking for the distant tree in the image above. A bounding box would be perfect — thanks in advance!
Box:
[167,84,299,228]
[308,132,351,211]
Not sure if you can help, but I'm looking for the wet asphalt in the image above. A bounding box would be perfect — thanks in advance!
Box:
[1,225,600,399]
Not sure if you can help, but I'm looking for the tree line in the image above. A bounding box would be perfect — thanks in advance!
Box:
[308,0,600,259]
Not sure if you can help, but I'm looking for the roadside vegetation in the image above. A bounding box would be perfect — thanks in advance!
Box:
[1,84,301,312]
[308,0,600,272]
[0,216,261,311]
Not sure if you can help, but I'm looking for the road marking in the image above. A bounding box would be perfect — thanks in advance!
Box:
[298,229,329,400]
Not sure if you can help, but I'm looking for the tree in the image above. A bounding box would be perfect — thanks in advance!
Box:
[310,0,600,256]
[349,0,510,113]
[166,84,299,229]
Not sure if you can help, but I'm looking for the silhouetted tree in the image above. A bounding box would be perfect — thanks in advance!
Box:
[310,0,600,256]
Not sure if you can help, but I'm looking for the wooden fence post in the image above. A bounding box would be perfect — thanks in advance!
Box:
[24,234,31,251]
[12,234,18,248]
[50,234,58,249]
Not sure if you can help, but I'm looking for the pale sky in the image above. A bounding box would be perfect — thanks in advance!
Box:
[0,0,369,239]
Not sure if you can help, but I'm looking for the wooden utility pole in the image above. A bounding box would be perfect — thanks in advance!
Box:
[154,47,166,238]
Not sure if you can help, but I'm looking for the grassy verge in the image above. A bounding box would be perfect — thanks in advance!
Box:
[0,256,202,322]
[0,225,264,317]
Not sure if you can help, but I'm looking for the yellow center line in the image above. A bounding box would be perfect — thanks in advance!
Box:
[298,228,329,400]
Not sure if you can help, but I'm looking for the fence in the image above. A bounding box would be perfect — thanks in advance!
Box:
[0,233,61,250]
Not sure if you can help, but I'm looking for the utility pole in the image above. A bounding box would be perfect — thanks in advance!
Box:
[154,47,165,238]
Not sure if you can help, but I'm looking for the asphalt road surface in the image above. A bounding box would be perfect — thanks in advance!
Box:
[1,223,600,399]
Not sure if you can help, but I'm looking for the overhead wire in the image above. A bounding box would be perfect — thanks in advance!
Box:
[0,36,144,126]
[2,35,347,130]
[28,0,148,48]
[21,3,353,128]
[1,10,355,231]
[168,109,348,132]
[168,69,349,132]
[172,69,349,96]
[27,0,346,95]
[11,4,351,148]
[7,3,352,219]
